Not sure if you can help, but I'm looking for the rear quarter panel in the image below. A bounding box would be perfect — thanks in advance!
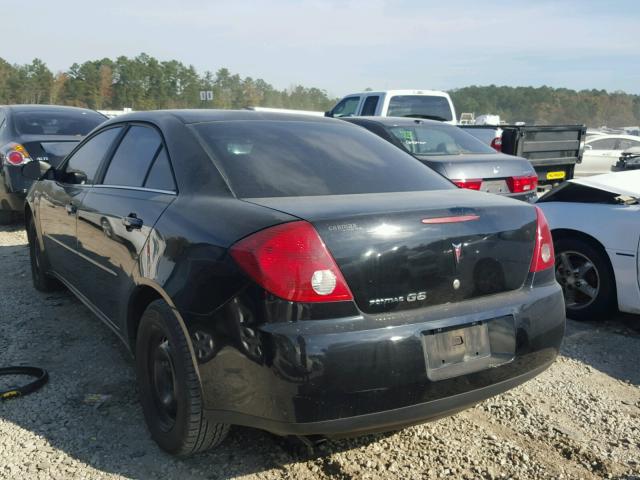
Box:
[539,202,640,314]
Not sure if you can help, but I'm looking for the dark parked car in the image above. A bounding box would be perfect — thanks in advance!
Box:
[344,117,538,202]
[23,110,565,456]
[0,104,106,223]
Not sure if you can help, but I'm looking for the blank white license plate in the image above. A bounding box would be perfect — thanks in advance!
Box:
[481,180,509,194]
[423,322,492,381]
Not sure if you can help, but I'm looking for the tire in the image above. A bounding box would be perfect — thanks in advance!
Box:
[554,237,615,321]
[136,300,229,456]
[0,209,14,225]
[26,217,61,292]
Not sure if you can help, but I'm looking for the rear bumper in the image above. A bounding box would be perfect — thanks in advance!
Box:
[199,277,565,436]
[0,165,30,213]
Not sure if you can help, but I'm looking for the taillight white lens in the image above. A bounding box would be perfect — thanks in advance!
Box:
[230,221,353,303]
[311,269,337,295]
[530,207,555,272]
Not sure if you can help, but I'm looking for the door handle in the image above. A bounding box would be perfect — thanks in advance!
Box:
[122,213,143,231]
[65,203,77,215]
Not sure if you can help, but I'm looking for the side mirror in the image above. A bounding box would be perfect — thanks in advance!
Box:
[21,160,52,181]
[584,144,593,151]
[68,171,88,185]
[324,111,333,118]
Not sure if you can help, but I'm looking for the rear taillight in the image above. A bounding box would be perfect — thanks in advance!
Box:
[230,221,353,303]
[530,206,554,272]
[507,175,538,193]
[452,179,482,190]
[490,137,502,152]
[3,143,31,166]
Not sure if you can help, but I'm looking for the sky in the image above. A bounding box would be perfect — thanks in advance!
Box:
[3,0,640,96]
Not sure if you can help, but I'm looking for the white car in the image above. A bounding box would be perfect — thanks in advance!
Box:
[576,134,640,177]
[537,171,640,320]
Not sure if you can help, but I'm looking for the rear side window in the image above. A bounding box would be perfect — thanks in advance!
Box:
[387,95,453,122]
[13,110,105,136]
[144,148,176,191]
[361,96,379,116]
[588,138,616,150]
[103,126,162,187]
[64,127,123,184]
[194,121,453,198]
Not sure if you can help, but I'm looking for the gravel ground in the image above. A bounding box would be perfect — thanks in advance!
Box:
[0,223,639,480]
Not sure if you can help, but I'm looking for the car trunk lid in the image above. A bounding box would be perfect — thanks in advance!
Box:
[244,189,537,313]
[19,135,82,167]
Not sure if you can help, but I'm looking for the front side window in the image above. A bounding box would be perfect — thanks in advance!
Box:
[194,121,453,198]
[331,97,360,117]
[64,127,122,184]
[388,123,496,156]
[387,95,453,122]
[103,126,162,187]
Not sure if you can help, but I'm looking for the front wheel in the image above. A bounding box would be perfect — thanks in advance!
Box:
[554,238,615,321]
[136,300,229,456]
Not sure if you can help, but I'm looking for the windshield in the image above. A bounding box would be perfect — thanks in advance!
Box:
[193,121,453,198]
[387,95,454,121]
[388,123,497,156]
[14,110,106,136]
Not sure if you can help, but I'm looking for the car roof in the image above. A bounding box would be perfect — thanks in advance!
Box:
[100,109,339,126]
[586,134,640,141]
[3,104,102,115]
[344,90,450,97]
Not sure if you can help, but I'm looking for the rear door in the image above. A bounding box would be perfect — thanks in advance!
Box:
[580,137,619,176]
[75,124,176,327]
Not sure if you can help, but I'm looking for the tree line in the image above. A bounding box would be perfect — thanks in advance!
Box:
[0,54,336,112]
[450,85,640,127]
[2,54,639,127]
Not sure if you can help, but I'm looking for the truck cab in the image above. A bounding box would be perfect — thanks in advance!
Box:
[326,90,457,125]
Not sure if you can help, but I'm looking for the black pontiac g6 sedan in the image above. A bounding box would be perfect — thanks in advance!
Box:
[22,110,565,456]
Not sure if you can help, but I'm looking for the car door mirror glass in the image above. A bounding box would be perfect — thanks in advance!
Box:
[21,160,52,181]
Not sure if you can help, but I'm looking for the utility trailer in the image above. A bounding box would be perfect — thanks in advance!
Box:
[462,124,587,188]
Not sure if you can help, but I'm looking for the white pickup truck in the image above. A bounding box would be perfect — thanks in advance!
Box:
[324,89,457,125]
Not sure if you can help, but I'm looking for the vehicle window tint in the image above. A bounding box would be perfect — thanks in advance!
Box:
[588,138,617,150]
[361,96,379,116]
[103,126,162,187]
[387,95,453,122]
[13,110,105,136]
[64,127,122,184]
[194,121,454,198]
[388,123,496,156]
[331,97,360,117]
[617,138,640,151]
[144,148,176,191]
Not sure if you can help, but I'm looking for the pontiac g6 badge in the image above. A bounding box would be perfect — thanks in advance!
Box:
[452,243,463,264]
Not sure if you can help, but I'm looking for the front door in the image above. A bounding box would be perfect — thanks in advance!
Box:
[75,124,177,329]
[39,126,123,283]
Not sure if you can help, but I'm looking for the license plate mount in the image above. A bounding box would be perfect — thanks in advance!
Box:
[422,316,515,381]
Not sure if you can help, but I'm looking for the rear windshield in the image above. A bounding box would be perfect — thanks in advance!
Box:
[13,110,105,136]
[194,121,454,198]
[387,95,454,121]
[388,123,497,156]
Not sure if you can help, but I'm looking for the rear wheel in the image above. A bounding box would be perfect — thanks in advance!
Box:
[136,300,229,456]
[554,237,615,321]
[27,217,60,292]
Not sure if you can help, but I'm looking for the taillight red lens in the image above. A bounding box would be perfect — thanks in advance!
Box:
[530,206,555,272]
[6,151,25,165]
[507,175,538,193]
[452,179,482,190]
[490,137,502,152]
[230,221,353,302]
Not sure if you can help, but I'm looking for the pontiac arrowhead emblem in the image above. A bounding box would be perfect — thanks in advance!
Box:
[452,243,462,264]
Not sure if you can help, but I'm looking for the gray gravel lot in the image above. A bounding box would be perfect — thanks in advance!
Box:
[1,223,639,479]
